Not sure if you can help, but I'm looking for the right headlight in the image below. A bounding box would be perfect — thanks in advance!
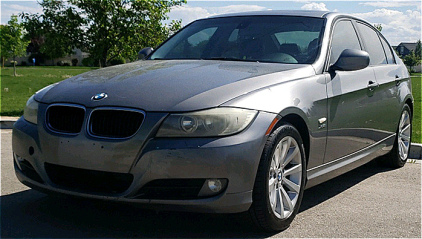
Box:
[23,95,39,125]
[156,107,258,137]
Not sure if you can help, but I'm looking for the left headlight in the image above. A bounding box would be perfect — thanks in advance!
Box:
[156,107,258,137]
[23,95,39,125]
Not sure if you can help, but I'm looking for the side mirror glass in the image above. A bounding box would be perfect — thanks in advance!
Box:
[330,49,370,71]
[138,47,153,60]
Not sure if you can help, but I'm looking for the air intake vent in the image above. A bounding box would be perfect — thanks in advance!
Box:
[89,109,144,138]
[133,179,206,200]
[46,105,85,134]
[45,163,133,195]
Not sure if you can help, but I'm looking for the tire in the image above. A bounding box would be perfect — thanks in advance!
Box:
[248,123,306,232]
[378,104,412,168]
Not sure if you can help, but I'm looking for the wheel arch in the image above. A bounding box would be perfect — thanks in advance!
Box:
[269,109,311,165]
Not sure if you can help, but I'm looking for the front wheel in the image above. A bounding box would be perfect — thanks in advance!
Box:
[248,123,306,231]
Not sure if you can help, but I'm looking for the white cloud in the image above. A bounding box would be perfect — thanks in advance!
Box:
[1,3,43,24]
[300,2,329,11]
[353,8,421,45]
[360,1,421,11]
[169,5,268,25]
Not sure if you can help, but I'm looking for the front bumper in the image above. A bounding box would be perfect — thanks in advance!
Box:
[12,111,276,213]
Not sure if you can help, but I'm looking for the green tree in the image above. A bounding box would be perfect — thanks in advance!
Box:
[21,1,84,65]
[415,39,421,61]
[24,0,185,67]
[374,23,382,32]
[0,24,12,68]
[404,50,418,72]
[2,15,29,76]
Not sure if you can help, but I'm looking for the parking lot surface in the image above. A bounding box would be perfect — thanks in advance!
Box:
[1,129,421,238]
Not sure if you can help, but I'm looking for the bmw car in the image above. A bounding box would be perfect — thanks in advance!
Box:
[13,10,413,231]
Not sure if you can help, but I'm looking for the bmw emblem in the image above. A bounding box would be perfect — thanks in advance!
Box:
[91,93,108,101]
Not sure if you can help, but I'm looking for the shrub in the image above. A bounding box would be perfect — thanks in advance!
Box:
[71,58,78,66]
[82,57,94,67]
[20,61,27,66]
[109,56,126,66]
[63,62,71,66]
[57,61,63,66]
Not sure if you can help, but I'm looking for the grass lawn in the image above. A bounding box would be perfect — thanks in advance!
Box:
[0,66,421,143]
[410,73,421,143]
[1,66,97,116]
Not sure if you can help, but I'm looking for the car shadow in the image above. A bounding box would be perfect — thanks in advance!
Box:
[1,161,396,238]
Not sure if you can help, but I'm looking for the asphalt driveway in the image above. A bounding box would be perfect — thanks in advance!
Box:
[1,129,420,238]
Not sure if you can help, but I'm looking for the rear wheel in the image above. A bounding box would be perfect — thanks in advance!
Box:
[379,104,412,168]
[248,123,306,231]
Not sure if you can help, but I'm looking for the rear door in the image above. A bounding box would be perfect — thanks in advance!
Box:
[355,22,402,135]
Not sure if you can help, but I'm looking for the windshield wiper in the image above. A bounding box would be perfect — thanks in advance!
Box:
[202,57,257,62]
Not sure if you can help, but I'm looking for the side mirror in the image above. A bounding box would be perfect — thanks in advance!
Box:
[330,49,370,71]
[138,47,153,60]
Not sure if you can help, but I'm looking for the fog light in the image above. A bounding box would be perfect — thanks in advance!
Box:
[197,178,228,197]
[208,179,223,192]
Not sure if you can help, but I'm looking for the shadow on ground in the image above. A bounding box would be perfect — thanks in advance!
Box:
[1,161,395,238]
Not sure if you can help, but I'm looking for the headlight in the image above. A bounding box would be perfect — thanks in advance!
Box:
[156,108,257,137]
[23,95,39,124]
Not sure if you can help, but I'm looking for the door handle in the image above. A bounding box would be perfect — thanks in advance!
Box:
[368,80,379,91]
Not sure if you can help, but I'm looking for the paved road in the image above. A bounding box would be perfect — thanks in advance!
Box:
[1,129,421,238]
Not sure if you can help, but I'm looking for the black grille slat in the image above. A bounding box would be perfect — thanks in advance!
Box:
[44,163,133,195]
[89,110,144,138]
[47,106,85,134]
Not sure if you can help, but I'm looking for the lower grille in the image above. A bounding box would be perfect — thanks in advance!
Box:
[46,105,85,134]
[89,109,144,138]
[133,179,206,200]
[14,157,44,184]
[44,163,133,195]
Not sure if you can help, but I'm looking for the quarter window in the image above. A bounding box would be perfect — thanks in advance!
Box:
[329,20,361,65]
[356,22,387,65]
[380,37,395,64]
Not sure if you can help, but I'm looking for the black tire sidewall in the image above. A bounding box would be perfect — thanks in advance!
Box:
[251,123,307,231]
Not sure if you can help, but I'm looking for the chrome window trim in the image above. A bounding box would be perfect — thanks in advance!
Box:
[86,107,146,140]
[45,103,87,136]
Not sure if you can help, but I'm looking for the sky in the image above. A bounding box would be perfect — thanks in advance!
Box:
[1,0,421,46]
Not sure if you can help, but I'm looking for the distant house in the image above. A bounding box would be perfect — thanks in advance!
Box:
[394,42,417,57]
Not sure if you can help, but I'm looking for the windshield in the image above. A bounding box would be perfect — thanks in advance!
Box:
[150,16,325,64]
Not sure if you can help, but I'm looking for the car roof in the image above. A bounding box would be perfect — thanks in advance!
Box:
[207,10,331,19]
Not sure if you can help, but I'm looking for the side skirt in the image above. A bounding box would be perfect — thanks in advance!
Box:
[305,134,395,189]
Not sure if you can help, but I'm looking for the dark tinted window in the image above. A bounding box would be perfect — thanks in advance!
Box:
[329,20,361,65]
[356,22,387,65]
[380,36,395,64]
[150,16,325,64]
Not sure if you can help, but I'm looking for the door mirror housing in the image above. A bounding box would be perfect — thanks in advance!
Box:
[138,47,153,60]
[330,49,370,72]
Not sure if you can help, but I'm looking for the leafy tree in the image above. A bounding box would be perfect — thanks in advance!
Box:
[23,0,185,67]
[404,50,418,72]
[1,15,30,76]
[0,25,12,68]
[374,24,382,32]
[21,1,84,65]
[415,39,421,61]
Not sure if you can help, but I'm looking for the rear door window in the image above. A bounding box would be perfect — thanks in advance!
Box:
[380,36,395,64]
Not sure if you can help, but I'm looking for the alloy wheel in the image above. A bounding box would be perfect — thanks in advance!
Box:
[398,110,411,161]
[268,136,302,219]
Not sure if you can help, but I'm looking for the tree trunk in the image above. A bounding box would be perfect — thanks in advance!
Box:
[13,56,16,77]
[2,57,4,68]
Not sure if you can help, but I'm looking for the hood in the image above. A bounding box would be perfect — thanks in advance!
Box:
[38,60,315,111]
